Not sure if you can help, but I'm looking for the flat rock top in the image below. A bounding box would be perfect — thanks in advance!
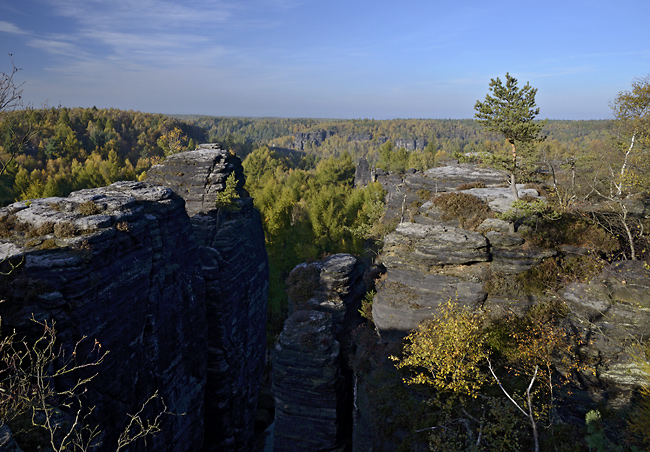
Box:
[152,145,230,164]
[0,181,179,260]
[424,164,507,182]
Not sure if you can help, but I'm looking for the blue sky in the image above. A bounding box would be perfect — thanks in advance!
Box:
[1,0,649,119]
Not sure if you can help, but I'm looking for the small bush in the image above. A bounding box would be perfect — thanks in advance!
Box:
[285,264,321,308]
[416,189,432,200]
[215,173,241,210]
[358,290,376,323]
[522,212,619,254]
[0,214,18,238]
[54,221,77,238]
[456,181,486,190]
[433,192,492,230]
[78,201,101,216]
[39,238,58,250]
[25,222,55,238]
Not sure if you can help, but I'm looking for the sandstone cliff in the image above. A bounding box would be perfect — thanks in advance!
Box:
[0,181,207,451]
[0,145,269,452]
[272,254,366,452]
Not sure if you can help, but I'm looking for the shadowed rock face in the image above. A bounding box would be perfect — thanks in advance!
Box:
[148,145,269,452]
[272,310,346,452]
[0,146,270,452]
[273,254,366,452]
[0,181,208,452]
[563,260,650,409]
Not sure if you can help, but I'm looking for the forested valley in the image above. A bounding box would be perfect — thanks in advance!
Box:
[0,109,620,330]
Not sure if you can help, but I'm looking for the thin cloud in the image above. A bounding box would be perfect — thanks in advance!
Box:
[28,39,85,59]
[0,21,28,35]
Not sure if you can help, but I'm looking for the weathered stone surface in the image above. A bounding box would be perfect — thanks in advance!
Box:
[382,222,489,268]
[1,147,270,452]
[563,260,650,409]
[147,144,247,217]
[272,310,346,452]
[490,247,557,274]
[424,163,507,189]
[273,254,365,451]
[372,267,486,341]
[150,147,268,452]
[0,425,22,452]
[460,186,541,213]
[0,181,207,452]
[190,203,269,452]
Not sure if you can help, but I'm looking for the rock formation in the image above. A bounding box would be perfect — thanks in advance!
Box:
[0,181,207,451]
[148,145,269,452]
[0,145,269,452]
[354,162,650,449]
[272,254,366,452]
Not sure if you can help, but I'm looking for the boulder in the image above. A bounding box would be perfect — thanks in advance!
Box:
[372,267,486,341]
[382,222,489,269]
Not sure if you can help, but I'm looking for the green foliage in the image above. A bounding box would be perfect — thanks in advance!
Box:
[0,107,207,205]
[474,73,547,150]
[358,290,376,322]
[243,149,387,334]
[214,173,241,210]
[475,73,546,199]
[432,192,492,230]
[498,198,561,224]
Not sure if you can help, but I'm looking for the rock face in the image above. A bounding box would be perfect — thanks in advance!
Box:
[361,162,650,447]
[0,146,269,452]
[147,144,247,217]
[353,157,375,188]
[0,181,207,451]
[273,310,346,452]
[148,146,269,452]
[563,260,650,409]
[273,254,366,452]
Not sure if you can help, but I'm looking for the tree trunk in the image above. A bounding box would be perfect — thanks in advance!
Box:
[510,172,518,200]
[510,142,519,200]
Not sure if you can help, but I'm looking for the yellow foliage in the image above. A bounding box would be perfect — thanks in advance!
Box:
[391,300,490,396]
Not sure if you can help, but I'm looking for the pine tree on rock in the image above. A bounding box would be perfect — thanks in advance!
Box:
[474,73,546,199]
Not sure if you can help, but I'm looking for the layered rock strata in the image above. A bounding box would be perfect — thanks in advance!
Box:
[0,181,207,451]
[273,254,366,452]
[148,146,269,452]
[0,145,269,452]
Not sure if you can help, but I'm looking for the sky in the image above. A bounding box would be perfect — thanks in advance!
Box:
[1,0,649,120]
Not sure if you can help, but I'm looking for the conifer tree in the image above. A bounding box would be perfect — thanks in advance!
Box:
[474,73,546,199]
